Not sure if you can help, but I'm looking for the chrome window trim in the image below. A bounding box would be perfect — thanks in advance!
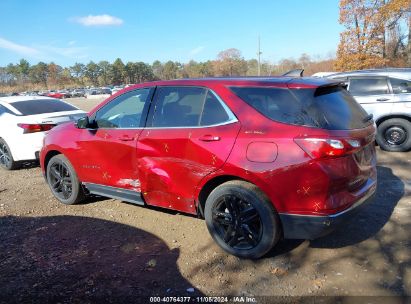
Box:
[149,87,238,129]
[144,119,238,130]
[84,127,144,131]
[89,119,239,131]
[208,89,238,124]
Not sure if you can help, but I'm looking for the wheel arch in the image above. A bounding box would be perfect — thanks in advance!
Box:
[375,114,411,126]
[196,175,242,217]
[43,150,63,180]
[0,136,17,159]
[196,173,278,219]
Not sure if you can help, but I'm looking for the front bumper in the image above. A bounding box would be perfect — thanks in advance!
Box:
[279,183,376,240]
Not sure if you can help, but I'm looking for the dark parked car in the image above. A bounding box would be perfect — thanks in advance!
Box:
[40,78,377,259]
[71,89,86,97]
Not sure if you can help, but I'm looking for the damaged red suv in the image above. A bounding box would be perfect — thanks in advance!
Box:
[40,78,377,259]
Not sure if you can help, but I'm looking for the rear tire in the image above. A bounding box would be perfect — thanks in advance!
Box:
[0,139,20,170]
[46,154,85,205]
[376,118,411,152]
[204,180,280,259]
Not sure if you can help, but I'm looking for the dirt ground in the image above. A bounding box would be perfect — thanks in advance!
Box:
[0,97,410,303]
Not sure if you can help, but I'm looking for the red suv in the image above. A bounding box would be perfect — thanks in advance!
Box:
[40,78,377,259]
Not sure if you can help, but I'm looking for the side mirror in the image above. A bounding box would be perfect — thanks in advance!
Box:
[76,116,90,129]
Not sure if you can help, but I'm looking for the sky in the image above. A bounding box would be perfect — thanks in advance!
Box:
[0,0,343,67]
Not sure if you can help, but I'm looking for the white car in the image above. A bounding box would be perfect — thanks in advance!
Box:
[311,72,336,78]
[0,96,85,170]
[111,86,125,95]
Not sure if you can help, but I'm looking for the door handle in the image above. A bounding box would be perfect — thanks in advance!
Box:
[376,98,390,101]
[118,136,135,141]
[199,135,220,142]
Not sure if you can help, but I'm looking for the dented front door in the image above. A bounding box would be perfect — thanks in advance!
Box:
[78,128,143,190]
[76,88,153,191]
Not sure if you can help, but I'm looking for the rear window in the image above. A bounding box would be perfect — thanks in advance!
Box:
[10,99,78,116]
[230,86,371,130]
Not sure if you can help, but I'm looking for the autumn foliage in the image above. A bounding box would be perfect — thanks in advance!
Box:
[335,0,411,71]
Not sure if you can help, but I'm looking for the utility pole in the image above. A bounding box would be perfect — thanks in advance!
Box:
[257,36,262,76]
[408,11,411,67]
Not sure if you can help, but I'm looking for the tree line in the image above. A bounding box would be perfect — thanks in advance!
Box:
[0,49,335,92]
[336,0,410,70]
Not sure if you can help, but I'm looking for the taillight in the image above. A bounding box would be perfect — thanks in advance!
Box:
[17,123,56,134]
[294,137,361,159]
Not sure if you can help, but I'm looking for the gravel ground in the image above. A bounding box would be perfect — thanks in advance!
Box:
[0,97,410,302]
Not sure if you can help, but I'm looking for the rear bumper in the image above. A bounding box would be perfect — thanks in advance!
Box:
[7,132,44,162]
[279,182,376,240]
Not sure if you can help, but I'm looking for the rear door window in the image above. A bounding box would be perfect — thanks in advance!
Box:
[390,78,411,94]
[348,77,390,95]
[151,87,206,127]
[150,87,234,127]
[10,99,78,116]
[230,86,371,130]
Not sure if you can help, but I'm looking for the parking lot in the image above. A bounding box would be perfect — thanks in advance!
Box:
[0,97,410,301]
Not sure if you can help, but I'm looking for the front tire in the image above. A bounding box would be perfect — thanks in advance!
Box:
[46,154,85,205]
[0,139,19,170]
[204,180,280,259]
[376,118,411,152]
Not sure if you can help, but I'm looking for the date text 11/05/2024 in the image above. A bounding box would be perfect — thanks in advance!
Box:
[149,296,256,303]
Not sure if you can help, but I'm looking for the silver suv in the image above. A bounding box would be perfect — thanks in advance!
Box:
[325,68,411,152]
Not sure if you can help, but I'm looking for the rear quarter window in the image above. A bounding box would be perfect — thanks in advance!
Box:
[390,78,411,94]
[348,78,389,95]
[230,86,371,130]
[10,99,78,116]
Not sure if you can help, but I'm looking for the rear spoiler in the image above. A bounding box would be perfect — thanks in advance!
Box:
[314,82,348,97]
[287,78,346,89]
[282,69,304,77]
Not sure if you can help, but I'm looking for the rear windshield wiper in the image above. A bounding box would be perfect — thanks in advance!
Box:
[363,114,373,123]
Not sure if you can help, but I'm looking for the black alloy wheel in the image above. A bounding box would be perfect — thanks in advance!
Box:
[46,154,85,205]
[48,161,73,200]
[212,195,262,250]
[205,180,280,259]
